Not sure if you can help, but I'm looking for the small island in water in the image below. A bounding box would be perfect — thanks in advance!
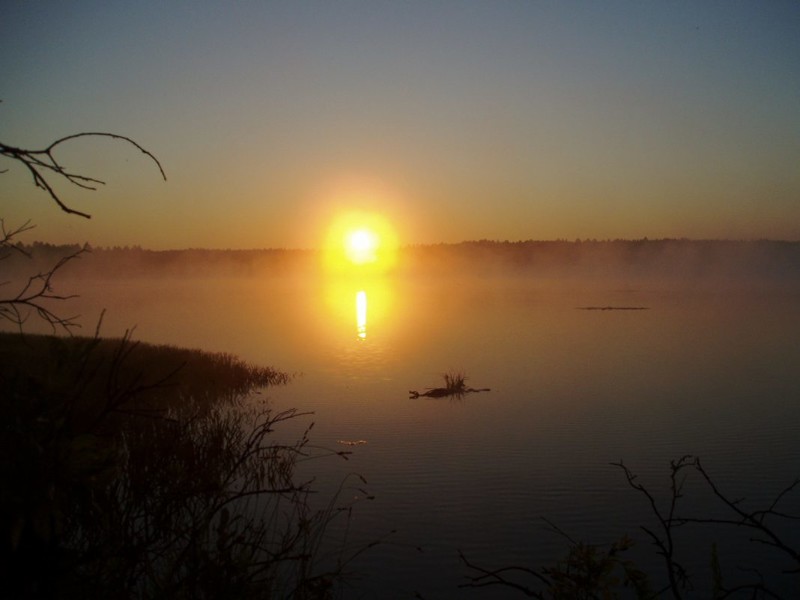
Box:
[409,371,491,399]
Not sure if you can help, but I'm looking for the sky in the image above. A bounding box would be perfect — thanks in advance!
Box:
[2,1,799,250]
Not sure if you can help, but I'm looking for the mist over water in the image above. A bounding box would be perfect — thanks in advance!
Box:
[6,240,800,597]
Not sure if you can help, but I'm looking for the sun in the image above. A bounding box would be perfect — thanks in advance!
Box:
[324,211,399,273]
[346,228,379,265]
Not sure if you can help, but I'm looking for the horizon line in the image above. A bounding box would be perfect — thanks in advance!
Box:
[20,236,800,253]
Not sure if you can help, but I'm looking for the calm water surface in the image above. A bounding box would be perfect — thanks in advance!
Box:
[62,274,800,597]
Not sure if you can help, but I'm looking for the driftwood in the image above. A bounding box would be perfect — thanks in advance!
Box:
[409,387,490,399]
[577,306,649,311]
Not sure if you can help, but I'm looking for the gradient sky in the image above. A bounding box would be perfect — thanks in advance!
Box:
[2,1,799,249]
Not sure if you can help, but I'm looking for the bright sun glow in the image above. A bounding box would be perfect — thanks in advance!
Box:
[346,229,379,265]
[324,211,398,273]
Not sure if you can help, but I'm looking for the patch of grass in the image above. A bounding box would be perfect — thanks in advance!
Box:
[0,332,289,407]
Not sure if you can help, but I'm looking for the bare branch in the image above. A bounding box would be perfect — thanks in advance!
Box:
[615,456,800,597]
[0,219,35,258]
[691,458,800,568]
[1,132,166,218]
[613,458,689,599]
[0,239,87,333]
[459,550,547,597]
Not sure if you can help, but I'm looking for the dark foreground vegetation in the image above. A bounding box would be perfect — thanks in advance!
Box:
[0,332,357,599]
[1,128,376,599]
[461,456,800,599]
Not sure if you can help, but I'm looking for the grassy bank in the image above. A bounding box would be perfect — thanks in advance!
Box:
[0,332,345,599]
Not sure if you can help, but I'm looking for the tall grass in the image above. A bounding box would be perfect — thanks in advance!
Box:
[0,331,360,599]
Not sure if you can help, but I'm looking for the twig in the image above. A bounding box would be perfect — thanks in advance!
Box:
[459,550,547,597]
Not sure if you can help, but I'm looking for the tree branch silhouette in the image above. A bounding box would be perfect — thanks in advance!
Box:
[461,457,798,599]
[1,129,165,331]
[612,456,692,598]
[0,219,87,332]
[0,131,166,218]
[0,218,35,257]
[614,455,800,599]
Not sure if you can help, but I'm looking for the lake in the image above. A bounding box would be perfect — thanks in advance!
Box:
[24,260,800,598]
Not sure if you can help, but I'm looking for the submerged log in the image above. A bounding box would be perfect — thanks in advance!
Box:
[409,387,490,399]
[577,306,649,311]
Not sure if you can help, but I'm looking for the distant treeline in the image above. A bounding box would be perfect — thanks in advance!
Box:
[400,239,800,282]
[6,239,800,283]
[4,242,315,278]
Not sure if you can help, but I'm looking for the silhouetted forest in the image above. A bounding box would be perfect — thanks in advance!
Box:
[401,239,800,283]
[7,239,800,284]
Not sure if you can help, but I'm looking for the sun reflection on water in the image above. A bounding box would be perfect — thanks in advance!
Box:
[356,290,367,339]
[311,277,400,376]
[321,277,396,346]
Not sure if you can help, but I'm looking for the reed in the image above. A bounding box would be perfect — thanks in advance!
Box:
[442,370,467,392]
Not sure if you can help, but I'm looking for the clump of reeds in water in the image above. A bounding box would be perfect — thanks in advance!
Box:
[442,370,467,393]
[410,370,490,399]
